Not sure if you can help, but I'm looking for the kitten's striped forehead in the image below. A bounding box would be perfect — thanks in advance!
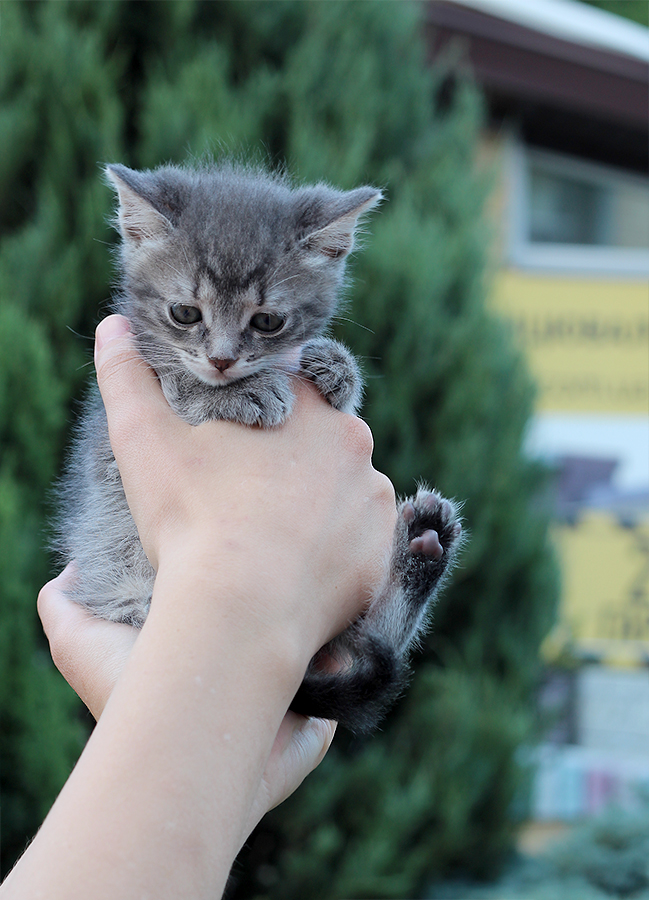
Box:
[196,258,270,303]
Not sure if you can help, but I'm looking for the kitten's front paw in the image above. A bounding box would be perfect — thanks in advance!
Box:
[211,373,294,427]
[300,338,363,414]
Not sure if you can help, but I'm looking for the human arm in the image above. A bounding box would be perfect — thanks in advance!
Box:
[2,315,396,899]
[36,564,337,841]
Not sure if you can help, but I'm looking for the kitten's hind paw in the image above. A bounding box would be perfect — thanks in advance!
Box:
[396,488,462,597]
[402,491,461,558]
[409,527,443,558]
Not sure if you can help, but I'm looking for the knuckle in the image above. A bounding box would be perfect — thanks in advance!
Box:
[47,635,68,676]
[38,606,67,671]
[374,470,397,510]
[36,585,49,630]
[340,414,374,458]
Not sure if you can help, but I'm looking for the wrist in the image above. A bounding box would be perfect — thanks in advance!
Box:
[150,548,317,685]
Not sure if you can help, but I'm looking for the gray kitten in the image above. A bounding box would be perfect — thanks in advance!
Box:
[55,161,462,733]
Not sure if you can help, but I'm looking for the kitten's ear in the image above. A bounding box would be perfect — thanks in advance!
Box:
[305,187,383,260]
[104,164,180,243]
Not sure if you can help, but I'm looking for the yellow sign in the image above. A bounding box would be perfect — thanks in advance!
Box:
[491,271,649,414]
[543,512,649,664]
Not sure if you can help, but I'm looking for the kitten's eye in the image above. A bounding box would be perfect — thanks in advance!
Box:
[250,312,285,334]
[170,303,202,325]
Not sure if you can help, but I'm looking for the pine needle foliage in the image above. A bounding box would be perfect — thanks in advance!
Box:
[0,0,122,871]
[0,0,558,891]
[430,795,649,899]
[577,0,649,28]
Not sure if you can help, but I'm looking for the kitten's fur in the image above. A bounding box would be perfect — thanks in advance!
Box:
[56,161,462,733]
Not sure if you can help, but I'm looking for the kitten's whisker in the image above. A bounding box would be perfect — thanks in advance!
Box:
[289,369,320,389]
[160,259,189,281]
[66,326,94,341]
[266,260,286,282]
[179,242,192,270]
[294,306,307,342]
[269,272,300,291]
[332,315,374,334]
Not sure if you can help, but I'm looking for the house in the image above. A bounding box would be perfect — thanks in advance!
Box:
[426,0,649,820]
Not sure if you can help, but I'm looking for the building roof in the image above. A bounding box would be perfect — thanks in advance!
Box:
[426,0,649,171]
[452,0,649,62]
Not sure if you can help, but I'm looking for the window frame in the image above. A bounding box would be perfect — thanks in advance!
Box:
[506,139,649,276]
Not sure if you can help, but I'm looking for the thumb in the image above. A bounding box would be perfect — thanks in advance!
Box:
[94,315,173,454]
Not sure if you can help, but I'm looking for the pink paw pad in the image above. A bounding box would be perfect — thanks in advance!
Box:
[410,529,443,558]
[422,492,441,512]
[402,502,416,524]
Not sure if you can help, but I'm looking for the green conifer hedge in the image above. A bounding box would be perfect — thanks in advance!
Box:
[0,1,558,892]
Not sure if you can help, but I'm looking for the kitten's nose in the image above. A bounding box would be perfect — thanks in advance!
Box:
[209,357,237,373]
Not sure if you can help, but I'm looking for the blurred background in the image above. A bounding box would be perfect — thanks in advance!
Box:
[0,1,647,897]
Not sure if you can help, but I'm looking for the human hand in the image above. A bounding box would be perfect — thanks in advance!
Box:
[93,314,397,662]
[37,565,137,719]
[38,564,336,825]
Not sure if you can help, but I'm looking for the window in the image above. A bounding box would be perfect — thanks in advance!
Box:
[508,141,649,274]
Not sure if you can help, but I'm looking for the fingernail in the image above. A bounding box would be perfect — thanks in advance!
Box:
[95,316,131,358]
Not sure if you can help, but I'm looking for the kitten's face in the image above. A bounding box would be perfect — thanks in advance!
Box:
[123,217,329,387]
[107,163,381,388]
